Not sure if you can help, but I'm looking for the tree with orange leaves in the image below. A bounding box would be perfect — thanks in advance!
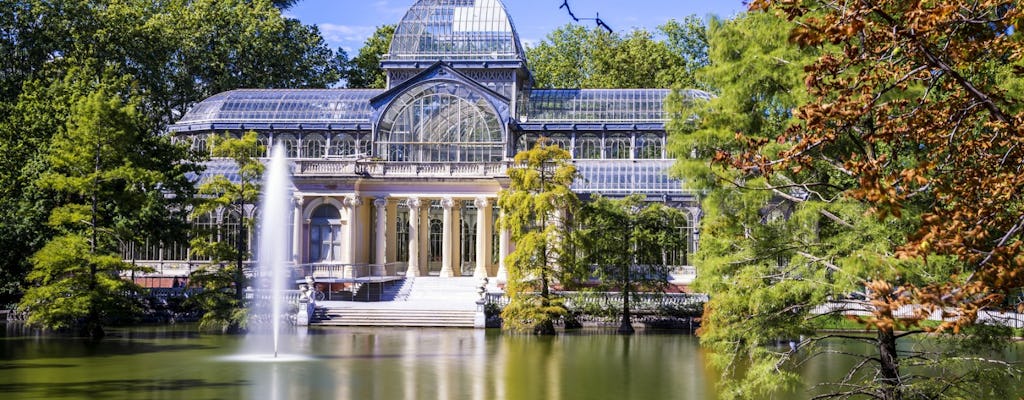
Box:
[675,4,1024,399]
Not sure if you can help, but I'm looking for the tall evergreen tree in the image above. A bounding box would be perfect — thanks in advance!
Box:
[670,9,1021,399]
[187,131,264,333]
[0,0,341,306]
[19,72,195,339]
[498,139,579,335]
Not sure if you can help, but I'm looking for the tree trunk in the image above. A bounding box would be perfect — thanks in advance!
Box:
[618,264,634,334]
[536,255,556,335]
[878,327,902,400]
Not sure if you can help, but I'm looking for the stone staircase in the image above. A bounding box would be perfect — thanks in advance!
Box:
[313,277,484,328]
[316,308,476,327]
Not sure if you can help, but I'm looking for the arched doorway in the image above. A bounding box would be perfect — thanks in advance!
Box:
[308,204,342,263]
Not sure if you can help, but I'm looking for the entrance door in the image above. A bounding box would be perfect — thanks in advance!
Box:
[428,217,443,275]
[460,202,477,276]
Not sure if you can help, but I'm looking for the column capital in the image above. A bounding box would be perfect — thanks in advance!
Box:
[374,197,388,207]
[407,197,421,209]
[473,196,490,209]
[344,195,363,208]
[440,197,455,210]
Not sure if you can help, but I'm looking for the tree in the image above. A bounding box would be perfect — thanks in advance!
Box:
[187,131,264,334]
[577,194,687,333]
[18,74,194,339]
[498,139,580,335]
[344,24,394,88]
[526,20,707,89]
[0,0,340,307]
[673,6,1022,400]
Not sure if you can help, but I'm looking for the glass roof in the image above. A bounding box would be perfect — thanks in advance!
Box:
[572,160,688,194]
[520,89,713,123]
[387,0,525,61]
[188,160,243,185]
[175,89,383,125]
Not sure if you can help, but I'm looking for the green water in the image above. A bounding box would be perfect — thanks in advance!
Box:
[0,323,1020,400]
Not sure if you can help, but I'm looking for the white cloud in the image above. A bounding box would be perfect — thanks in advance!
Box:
[373,0,408,19]
[319,23,378,47]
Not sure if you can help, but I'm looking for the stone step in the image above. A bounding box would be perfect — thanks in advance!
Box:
[316,308,475,327]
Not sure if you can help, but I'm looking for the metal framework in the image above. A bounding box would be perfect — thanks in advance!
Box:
[376,81,505,162]
[572,160,687,194]
[175,89,383,126]
[519,89,713,123]
[387,0,525,61]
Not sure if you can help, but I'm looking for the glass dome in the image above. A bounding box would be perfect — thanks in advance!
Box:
[387,0,525,61]
[376,81,505,162]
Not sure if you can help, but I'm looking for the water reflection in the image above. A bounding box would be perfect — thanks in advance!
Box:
[0,324,1021,400]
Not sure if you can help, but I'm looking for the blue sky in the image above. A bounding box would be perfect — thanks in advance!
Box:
[286,0,748,54]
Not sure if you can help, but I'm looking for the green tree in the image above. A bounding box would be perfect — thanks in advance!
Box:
[577,194,686,333]
[18,74,194,339]
[671,9,1020,400]
[344,24,394,88]
[187,131,264,333]
[498,139,580,335]
[526,19,707,89]
[0,0,339,306]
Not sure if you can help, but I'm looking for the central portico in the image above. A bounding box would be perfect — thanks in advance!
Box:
[292,187,507,280]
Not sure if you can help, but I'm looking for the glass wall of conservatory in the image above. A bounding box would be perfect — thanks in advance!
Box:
[376,81,505,163]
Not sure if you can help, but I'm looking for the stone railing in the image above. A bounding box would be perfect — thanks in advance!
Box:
[484,291,707,316]
[297,263,405,280]
[295,160,510,178]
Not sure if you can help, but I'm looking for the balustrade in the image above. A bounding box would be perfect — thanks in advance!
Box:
[294,160,510,178]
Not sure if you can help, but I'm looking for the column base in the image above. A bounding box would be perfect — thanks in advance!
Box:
[405,263,421,277]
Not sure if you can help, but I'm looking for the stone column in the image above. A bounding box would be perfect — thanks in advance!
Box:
[405,197,421,277]
[374,197,387,266]
[292,195,304,266]
[496,209,510,284]
[473,197,491,278]
[344,195,362,265]
[440,197,455,278]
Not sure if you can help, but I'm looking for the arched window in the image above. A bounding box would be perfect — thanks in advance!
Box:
[309,205,342,262]
[396,206,409,263]
[606,134,631,159]
[192,135,209,155]
[516,134,538,153]
[330,134,357,157]
[276,134,298,158]
[256,134,270,158]
[576,134,601,159]
[636,133,662,159]
[377,81,504,163]
[191,212,216,261]
[460,201,477,276]
[666,211,695,267]
[221,210,247,256]
[546,134,571,153]
[429,218,443,268]
[303,133,326,158]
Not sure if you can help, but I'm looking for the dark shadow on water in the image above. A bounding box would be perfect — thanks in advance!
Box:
[0,378,249,398]
[0,338,217,361]
[0,363,78,370]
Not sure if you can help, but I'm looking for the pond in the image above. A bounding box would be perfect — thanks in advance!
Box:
[0,324,1021,400]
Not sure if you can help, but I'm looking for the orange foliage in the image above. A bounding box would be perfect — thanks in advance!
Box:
[740,0,1024,331]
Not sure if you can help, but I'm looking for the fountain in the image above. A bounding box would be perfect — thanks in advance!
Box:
[260,144,291,357]
[225,144,310,363]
